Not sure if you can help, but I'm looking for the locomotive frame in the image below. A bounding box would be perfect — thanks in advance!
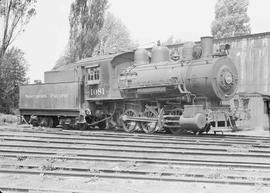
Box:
[19,36,238,134]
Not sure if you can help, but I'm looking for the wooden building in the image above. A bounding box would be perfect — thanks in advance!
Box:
[169,32,270,130]
[214,32,270,130]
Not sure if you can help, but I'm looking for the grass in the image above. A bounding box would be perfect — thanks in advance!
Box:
[0,113,19,125]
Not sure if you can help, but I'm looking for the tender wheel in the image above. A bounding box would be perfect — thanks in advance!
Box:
[98,119,109,130]
[140,109,158,134]
[48,117,54,128]
[121,109,138,133]
[40,117,53,128]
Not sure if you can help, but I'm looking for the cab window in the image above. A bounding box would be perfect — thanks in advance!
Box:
[86,65,100,84]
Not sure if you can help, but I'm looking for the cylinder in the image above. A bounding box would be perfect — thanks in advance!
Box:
[134,48,149,65]
[179,113,207,130]
[201,36,213,58]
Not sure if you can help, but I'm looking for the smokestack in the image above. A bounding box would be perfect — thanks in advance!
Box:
[201,36,213,58]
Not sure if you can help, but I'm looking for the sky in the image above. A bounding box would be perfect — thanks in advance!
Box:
[13,0,270,82]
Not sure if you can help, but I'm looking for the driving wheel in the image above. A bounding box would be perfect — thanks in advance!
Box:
[140,109,158,134]
[121,109,138,133]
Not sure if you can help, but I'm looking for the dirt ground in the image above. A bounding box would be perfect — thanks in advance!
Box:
[0,124,270,193]
[1,122,270,136]
[0,173,270,193]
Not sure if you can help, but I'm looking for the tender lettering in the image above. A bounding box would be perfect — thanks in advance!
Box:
[49,94,69,98]
[25,94,47,99]
[25,94,69,99]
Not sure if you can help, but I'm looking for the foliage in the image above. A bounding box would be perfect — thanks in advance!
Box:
[0,47,28,113]
[0,113,19,124]
[93,12,135,55]
[162,35,181,46]
[211,0,251,39]
[53,46,74,70]
[0,0,36,59]
[68,0,108,62]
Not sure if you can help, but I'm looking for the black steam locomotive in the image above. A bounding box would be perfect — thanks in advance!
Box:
[19,36,238,134]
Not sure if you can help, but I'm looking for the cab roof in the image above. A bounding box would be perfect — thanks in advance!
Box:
[53,51,134,71]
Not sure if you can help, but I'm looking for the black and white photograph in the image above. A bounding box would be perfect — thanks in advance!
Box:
[0,0,270,192]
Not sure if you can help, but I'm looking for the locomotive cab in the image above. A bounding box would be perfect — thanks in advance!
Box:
[78,52,135,129]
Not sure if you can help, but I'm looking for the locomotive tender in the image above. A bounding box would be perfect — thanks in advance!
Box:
[19,36,238,134]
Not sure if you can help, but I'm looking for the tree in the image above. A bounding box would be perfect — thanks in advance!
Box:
[0,47,28,113]
[211,0,251,39]
[68,0,108,62]
[53,45,74,70]
[0,0,36,60]
[93,12,135,55]
[162,35,182,46]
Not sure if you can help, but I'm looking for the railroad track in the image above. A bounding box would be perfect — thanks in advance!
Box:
[0,126,270,192]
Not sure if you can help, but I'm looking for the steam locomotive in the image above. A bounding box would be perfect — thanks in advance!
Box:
[19,36,238,134]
